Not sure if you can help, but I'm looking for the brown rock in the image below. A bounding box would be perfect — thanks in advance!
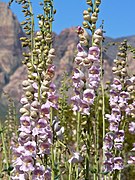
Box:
[0,2,24,94]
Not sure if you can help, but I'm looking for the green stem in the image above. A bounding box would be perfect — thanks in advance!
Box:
[96,112,100,179]
[28,0,35,64]
[69,163,72,180]
[118,172,121,180]
[50,107,55,180]
[77,112,81,152]
[76,111,81,178]
[86,116,91,179]
[100,41,105,166]
[0,122,10,179]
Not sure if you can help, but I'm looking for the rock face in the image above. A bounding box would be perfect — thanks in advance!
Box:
[0,2,24,93]
[0,2,135,115]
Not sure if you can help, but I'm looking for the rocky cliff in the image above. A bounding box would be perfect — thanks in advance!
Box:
[0,2,24,94]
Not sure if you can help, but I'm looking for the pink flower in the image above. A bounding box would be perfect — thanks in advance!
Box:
[83,89,95,105]
[24,141,36,156]
[20,156,34,172]
[114,130,124,143]
[76,43,87,57]
[19,116,31,133]
[113,157,124,170]
[128,156,135,164]
[41,102,50,118]
[32,163,45,180]
[32,118,48,136]
[88,46,100,62]
[111,78,122,91]
[79,99,90,115]
[103,160,113,172]
[68,152,83,164]
[45,167,51,180]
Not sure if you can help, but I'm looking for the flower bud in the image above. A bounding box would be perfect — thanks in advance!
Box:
[41,85,49,92]
[121,60,126,65]
[45,33,52,43]
[25,91,33,97]
[22,80,32,88]
[91,12,98,23]
[112,67,118,72]
[30,111,38,119]
[91,15,98,23]
[121,68,127,73]
[83,21,90,29]
[46,58,53,66]
[39,20,43,27]
[20,107,29,115]
[86,0,93,6]
[87,8,92,13]
[31,101,39,109]
[23,103,30,110]
[95,0,101,6]
[127,85,134,92]
[83,10,91,21]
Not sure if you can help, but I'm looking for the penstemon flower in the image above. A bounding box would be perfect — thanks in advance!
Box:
[103,40,135,177]
[10,0,58,179]
[71,27,102,115]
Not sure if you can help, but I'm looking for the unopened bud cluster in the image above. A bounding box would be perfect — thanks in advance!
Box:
[82,0,101,32]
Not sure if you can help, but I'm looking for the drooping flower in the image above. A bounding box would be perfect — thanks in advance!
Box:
[19,116,31,134]
[114,130,125,143]
[75,43,87,65]
[113,157,124,170]
[111,78,122,91]
[83,89,95,105]
[23,141,36,157]
[103,160,113,173]
[88,46,100,62]
[32,163,45,180]
[109,119,119,132]
[68,152,83,164]
[103,133,114,151]
[128,156,135,164]
[79,99,90,115]
[19,156,35,172]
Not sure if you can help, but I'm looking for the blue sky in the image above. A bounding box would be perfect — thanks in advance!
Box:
[2,0,135,38]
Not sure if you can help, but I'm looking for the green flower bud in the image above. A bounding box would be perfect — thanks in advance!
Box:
[127,85,134,92]
[87,8,92,13]
[92,24,96,30]
[30,111,38,119]
[95,0,101,6]
[27,74,35,80]
[25,91,33,97]
[86,0,93,6]
[91,15,98,23]
[22,80,30,87]
[83,21,90,29]
[83,14,91,21]
[121,68,127,73]
[45,33,52,43]
[20,107,29,115]
[41,91,48,99]
[121,60,126,65]
[112,67,118,72]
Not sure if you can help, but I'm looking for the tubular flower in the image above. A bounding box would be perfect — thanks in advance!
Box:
[71,37,101,115]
